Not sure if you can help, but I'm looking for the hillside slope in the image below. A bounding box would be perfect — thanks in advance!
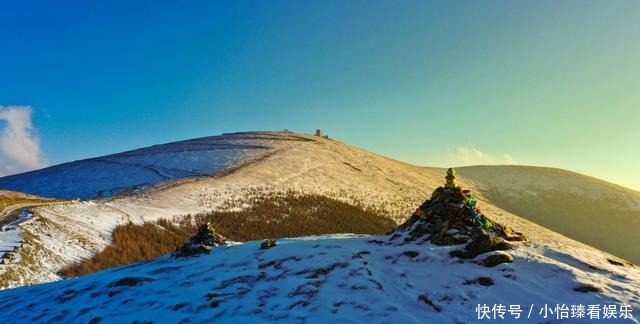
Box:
[0,132,447,288]
[0,233,637,323]
[0,132,283,199]
[0,190,52,213]
[0,131,638,289]
[456,166,640,264]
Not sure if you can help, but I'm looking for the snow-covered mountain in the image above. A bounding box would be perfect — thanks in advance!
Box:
[0,131,638,291]
[0,132,282,199]
[0,231,638,323]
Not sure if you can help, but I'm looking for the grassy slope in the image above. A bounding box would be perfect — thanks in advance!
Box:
[457,165,640,264]
[60,193,396,277]
[0,191,54,214]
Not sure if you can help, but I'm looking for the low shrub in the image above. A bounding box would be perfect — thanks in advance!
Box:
[60,192,395,277]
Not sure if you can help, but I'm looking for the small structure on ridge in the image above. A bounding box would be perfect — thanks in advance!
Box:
[444,167,458,188]
[314,129,329,139]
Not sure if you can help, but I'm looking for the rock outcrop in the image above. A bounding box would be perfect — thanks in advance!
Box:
[173,222,230,257]
[260,239,277,250]
[391,168,526,262]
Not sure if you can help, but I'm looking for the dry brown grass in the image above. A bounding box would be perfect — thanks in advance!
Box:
[0,191,57,212]
[60,219,195,278]
[60,193,395,277]
[191,192,396,241]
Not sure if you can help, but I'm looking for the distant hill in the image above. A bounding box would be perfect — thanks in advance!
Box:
[456,165,640,263]
[0,132,281,199]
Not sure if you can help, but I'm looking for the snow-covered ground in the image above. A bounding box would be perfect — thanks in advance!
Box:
[0,132,440,287]
[0,233,637,323]
[0,227,23,272]
[0,131,637,322]
[0,132,281,199]
[1,131,638,290]
[0,209,35,275]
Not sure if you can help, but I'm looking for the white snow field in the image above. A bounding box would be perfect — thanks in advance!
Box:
[0,132,280,199]
[0,233,638,323]
[0,131,638,295]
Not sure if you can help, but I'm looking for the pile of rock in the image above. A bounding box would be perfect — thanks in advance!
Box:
[0,252,15,265]
[391,168,525,264]
[173,222,230,257]
[260,239,277,250]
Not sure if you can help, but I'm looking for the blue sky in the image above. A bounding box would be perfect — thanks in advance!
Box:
[1,1,639,190]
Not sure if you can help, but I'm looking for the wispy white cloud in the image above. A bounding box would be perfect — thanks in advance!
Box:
[502,153,516,165]
[447,146,516,166]
[0,106,46,176]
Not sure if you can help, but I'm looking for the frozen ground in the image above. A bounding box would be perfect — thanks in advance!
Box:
[0,233,637,323]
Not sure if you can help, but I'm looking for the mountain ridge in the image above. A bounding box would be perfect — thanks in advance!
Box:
[0,131,638,290]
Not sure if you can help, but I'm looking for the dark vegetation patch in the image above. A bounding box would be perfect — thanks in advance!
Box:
[206,293,224,308]
[331,301,370,314]
[56,289,79,303]
[573,284,603,293]
[586,263,605,271]
[463,277,495,286]
[173,302,190,311]
[148,266,181,275]
[607,258,626,267]
[258,256,300,270]
[108,276,155,287]
[351,251,371,260]
[61,192,394,277]
[216,274,267,291]
[191,192,395,241]
[295,262,349,279]
[402,251,420,258]
[418,294,442,312]
[61,219,195,278]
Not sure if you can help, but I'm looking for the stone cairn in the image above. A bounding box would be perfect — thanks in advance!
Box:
[173,222,230,257]
[391,168,526,265]
[260,239,278,250]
